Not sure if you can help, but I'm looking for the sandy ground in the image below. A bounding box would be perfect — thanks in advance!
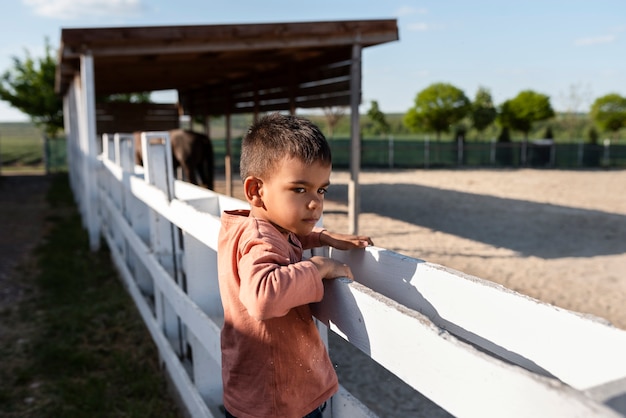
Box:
[319,168,626,331]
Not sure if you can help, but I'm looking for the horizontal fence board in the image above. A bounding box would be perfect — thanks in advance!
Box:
[329,247,626,394]
[313,280,621,418]
[331,386,379,417]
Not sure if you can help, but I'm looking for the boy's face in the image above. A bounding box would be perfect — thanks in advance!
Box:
[248,156,331,237]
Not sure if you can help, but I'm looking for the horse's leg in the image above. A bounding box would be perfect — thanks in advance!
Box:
[200,139,214,189]
[183,163,197,185]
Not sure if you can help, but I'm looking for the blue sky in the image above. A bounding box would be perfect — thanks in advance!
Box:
[1,0,624,121]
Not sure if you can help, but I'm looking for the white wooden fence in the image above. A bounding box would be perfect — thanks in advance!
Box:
[69,130,626,417]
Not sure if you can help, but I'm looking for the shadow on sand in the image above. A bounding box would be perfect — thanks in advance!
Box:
[326,182,626,259]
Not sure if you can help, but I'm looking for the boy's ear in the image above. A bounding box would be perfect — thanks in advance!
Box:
[243,176,264,207]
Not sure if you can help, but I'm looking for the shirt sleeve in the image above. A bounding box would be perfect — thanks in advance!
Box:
[237,231,324,320]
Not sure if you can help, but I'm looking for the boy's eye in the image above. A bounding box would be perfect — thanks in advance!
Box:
[293,187,305,193]
[318,188,328,195]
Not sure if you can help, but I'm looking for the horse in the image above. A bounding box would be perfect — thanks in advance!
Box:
[134,129,214,190]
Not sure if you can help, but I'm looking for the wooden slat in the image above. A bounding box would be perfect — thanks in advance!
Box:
[61,20,398,52]
[96,103,179,135]
[56,19,399,115]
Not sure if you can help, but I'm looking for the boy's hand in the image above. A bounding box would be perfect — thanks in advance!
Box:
[309,256,354,280]
[320,230,373,250]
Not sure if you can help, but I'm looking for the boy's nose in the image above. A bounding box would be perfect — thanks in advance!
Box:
[308,195,322,209]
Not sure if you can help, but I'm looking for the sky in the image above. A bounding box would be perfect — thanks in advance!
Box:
[1,0,625,121]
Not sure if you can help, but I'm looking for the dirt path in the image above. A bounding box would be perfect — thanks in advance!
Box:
[0,172,50,309]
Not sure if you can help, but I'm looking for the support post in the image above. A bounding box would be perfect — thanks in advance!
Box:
[348,41,362,235]
[79,53,101,251]
[225,113,232,197]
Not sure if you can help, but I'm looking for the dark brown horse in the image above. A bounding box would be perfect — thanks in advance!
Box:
[134,129,214,189]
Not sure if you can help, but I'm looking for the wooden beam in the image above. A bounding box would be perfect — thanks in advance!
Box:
[348,42,362,235]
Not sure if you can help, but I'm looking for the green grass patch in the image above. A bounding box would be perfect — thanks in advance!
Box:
[0,173,182,418]
[0,122,43,166]
[0,135,43,166]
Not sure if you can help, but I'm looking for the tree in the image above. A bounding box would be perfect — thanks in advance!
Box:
[366,100,390,136]
[497,126,511,143]
[559,83,592,140]
[0,38,63,138]
[404,82,470,140]
[322,106,347,138]
[498,90,555,140]
[590,93,626,141]
[471,87,497,137]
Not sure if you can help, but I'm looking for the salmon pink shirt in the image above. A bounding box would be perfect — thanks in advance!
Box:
[217,209,338,418]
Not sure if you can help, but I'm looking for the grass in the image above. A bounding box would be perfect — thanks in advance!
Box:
[0,173,183,418]
[0,122,68,172]
[0,122,43,166]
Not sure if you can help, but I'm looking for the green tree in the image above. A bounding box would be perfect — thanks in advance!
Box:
[590,93,626,141]
[497,126,511,143]
[471,86,497,137]
[404,82,470,140]
[0,38,63,138]
[366,100,390,136]
[498,90,555,140]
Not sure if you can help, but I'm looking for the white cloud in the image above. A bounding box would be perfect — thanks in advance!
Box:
[394,6,428,17]
[574,34,616,46]
[406,21,445,32]
[407,22,431,32]
[23,0,145,19]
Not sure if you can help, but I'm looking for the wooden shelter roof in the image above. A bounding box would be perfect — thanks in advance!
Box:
[56,19,398,115]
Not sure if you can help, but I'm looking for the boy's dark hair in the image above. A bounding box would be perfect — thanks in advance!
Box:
[240,113,332,180]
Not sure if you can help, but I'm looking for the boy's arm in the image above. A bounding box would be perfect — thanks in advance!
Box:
[238,237,324,320]
[319,230,373,250]
[299,228,373,250]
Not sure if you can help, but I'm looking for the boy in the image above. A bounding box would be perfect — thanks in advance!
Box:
[217,113,372,418]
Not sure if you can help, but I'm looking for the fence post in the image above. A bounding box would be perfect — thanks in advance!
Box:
[602,139,611,166]
[388,135,394,169]
[424,136,430,169]
[43,135,50,175]
[578,140,584,167]
[142,131,185,358]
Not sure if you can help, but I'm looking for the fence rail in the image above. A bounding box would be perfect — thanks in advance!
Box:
[68,131,626,417]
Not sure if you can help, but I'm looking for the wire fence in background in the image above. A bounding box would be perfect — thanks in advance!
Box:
[4,136,624,174]
[211,137,626,172]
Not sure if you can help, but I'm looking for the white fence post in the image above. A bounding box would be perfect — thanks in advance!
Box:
[142,131,185,358]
